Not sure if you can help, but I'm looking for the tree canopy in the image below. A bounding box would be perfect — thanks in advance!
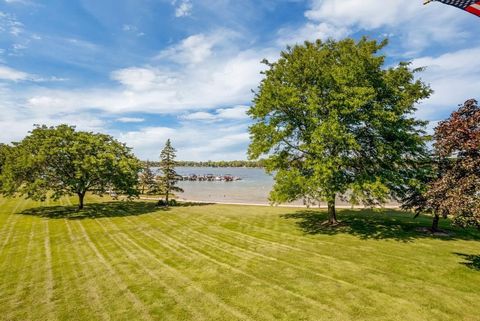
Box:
[139,161,158,195]
[248,38,432,223]
[0,144,11,174]
[0,124,141,209]
[400,152,443,230]
[0,144,11,190]
[426,99,480,229]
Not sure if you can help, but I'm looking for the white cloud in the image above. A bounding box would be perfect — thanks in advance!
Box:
[412,46,480,120]
[4,0,33,4]
[118,123,250,160]
[0,65,62,82]
[181,111,216,121]
[122,24,145,37]
[116,117,145,123]
[27,96,72,116]
[65,38,99,51]
[305,0,417,29]
[22,32,273,115]
[277,22,349,46]
[110,67,175,91]
[0,11,23,36]
[0,88,106,144]
[280,0,474,54]
[0,65,30,81]
[216,105,249,120]
[158,34,213,64]
[174,0,193,17]
[156,31,236,65]
[181,106,250,122]
[122,24,134,31]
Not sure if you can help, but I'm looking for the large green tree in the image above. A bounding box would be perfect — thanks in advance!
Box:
[248,38,432,223]
[0,125,141,209]
[157,139,183,206]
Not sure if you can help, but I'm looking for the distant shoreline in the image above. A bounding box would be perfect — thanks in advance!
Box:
[176,166,264,168]
[143,160,265,169]
[140,196,400,209]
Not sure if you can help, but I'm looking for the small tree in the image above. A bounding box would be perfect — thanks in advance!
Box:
[248,38,431,224]
[0,125,141,210]
[400,154,444,231]
[139,161,157,194]
[157,139,183,206]
[426,99,480,229]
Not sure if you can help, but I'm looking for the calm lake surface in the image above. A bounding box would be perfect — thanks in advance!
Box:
[152,167,398,207]
[174,167,275,204]
[155,167,396,206]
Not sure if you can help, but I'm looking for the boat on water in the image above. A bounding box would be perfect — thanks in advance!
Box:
[179,174,242,182]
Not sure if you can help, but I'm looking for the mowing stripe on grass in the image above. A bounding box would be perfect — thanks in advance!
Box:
[11,218,35,289]
[186,214,391,271]
[103,217,257,321]
[43,221,57,320]
[191,207,425,264]
[0,198,31,299]
[121,216,344,319]
[74,221,154,321]
[180,220,432,314]
[8,217,36,320]
[136,213,421,317]
[183,211,470,291]
[63,219,111,321]
[1,197,479,321]
[0,198,29,254]
[0,218,35,320]
[214,208,422,256]
[93,219,210,321]
[54,197,104,320]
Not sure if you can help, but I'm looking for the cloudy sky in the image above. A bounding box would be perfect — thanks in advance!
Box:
[0,0,479,160]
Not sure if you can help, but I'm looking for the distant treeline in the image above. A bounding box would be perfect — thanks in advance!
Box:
[142,160,265,168]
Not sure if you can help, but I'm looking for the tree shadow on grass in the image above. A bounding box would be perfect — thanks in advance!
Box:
[454,253,480,271]
[282,210,480,242]
[19,200,212,220]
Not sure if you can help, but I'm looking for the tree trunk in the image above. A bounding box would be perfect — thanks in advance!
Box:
[431,213,440,232]
[327,197,338,225]
[165,190,169,207]
[77,192,85,210]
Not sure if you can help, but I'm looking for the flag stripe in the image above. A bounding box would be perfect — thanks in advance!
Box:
[466,5,480,15]
[437,0,477,9]
[435,0,480,17]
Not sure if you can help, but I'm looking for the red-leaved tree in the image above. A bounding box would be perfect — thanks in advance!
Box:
[427,99,480,229]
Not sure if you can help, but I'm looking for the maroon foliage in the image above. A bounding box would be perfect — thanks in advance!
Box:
[427,99,480,228]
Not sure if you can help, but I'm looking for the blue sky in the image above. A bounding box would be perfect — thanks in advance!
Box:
[0,0,479,160]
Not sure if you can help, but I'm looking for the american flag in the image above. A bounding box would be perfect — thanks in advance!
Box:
[427,0,480,17]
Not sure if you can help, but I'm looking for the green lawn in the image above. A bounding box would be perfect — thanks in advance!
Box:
[0,196,479,321]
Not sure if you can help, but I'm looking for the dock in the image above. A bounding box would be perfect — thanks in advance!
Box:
[179,174,241,182]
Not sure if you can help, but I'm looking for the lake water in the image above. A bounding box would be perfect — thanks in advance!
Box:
[154,167,397,207]
[174,167,275,204]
